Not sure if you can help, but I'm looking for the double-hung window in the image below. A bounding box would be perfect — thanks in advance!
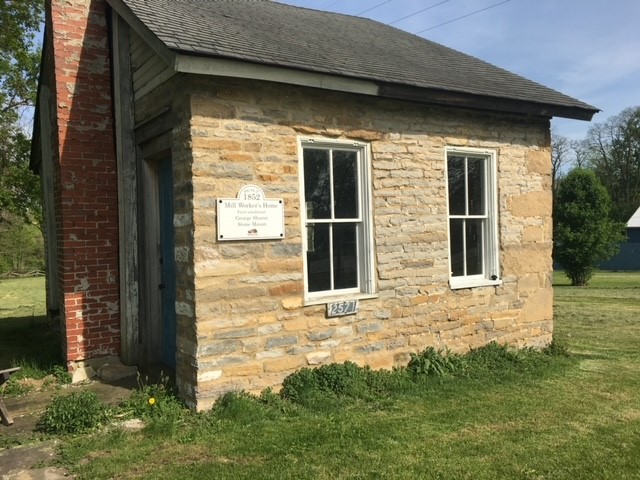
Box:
[446,147,501,289]
[300,139,375,302]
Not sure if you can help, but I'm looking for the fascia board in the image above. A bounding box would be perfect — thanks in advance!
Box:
[174,54,380,97]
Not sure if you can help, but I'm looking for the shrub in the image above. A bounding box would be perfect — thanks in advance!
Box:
[38,390,109,435]
[280,361,379,404]
[258,387,295,414]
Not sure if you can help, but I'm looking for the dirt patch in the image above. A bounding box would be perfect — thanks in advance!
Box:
[0,377,137,478]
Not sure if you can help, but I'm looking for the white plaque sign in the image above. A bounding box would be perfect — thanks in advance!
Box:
[217,185,285,241]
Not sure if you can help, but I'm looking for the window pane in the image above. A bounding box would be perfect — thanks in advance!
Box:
[333,223,358,289]
[466,219,484,276]
[449,219,464,277]
[333,150,358,219]
[303,149,330,219]
[467,157,485,215]
[307,224,331,292]
[448,156,466,215]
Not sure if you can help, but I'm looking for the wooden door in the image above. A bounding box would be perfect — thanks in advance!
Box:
[158,157,177,367]
[140,156,176,368]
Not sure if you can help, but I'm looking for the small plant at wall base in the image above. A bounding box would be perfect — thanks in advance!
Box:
[406,347,466,377]
[119,373,187,429]
[280,361,379,405]
[554,168,626,286]
[37,391,110,435]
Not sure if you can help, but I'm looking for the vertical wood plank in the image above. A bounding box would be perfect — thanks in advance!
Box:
[112,13,139,365]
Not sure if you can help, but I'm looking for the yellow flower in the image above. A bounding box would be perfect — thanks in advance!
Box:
[148,397,156,406]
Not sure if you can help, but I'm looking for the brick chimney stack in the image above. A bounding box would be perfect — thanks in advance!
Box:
[47,0,121,373]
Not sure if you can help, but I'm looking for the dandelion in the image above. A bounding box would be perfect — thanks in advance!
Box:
[148,397,156,406]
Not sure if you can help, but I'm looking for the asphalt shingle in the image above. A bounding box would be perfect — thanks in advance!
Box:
[117,0,597,118]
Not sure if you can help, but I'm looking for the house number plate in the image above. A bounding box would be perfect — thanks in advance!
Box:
[327,300,359,317]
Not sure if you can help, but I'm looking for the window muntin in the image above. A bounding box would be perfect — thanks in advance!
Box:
[301,141,374,300]
[446,148,500,288]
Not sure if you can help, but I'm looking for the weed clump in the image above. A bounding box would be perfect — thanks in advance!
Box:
[280,361,382,404]
[542,338,571,357]
[38,390,109,435]
[121,374,184,421]
[279,341,568,406]
[406,347,466,377]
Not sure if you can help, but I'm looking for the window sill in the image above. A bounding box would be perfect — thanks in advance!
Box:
[449,278,503,290]
[304,292,378,307]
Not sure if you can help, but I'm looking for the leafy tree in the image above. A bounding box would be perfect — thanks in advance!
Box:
[554,168,626,286]
[1,0,44,211]
[0,0,43,120]
[0,217,44,273]
[0,0,44,260]
[0,131,42,226]
[584,106,640,222]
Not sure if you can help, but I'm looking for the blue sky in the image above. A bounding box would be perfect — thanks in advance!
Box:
[276,0,640,141]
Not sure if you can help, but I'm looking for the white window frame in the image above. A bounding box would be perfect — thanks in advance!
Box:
[445,147,502,290]
[298,138,377,304]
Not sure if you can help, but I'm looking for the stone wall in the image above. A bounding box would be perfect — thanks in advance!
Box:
[179,77,552,411]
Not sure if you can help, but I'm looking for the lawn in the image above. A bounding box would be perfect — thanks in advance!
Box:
[0,276,62,377]
[3,273,640,479]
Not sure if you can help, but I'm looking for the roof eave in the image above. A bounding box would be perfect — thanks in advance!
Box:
[174,53,380,96]
[377,83,599,121]
[174,52,598,121]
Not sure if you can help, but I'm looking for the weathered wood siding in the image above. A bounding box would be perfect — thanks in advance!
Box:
[130,29,175,101]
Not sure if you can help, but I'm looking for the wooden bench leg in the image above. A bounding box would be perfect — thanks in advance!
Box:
[0,367,21,426]
[0,398,14,426]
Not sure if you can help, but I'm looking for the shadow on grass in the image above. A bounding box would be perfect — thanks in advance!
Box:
[0,314,63,377]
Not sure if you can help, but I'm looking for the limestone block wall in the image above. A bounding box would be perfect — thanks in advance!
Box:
[180,77,553,411]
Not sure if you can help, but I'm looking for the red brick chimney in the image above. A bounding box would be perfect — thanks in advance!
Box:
[47,0,121,373]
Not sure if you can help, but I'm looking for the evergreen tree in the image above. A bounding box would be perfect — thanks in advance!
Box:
[554,168,626,286]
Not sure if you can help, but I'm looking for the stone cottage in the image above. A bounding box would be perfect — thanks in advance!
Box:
[31,0,598,410]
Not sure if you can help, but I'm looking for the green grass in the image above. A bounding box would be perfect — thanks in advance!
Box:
[3,273,640,479]
[0,276,63,380]
[0,276,46,319]
[553,269,640,288]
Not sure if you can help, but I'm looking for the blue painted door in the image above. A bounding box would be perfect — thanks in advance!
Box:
[158,158,176,367]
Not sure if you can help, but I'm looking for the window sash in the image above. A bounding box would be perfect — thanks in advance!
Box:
[301,141,373,299]
[446,148,500,288]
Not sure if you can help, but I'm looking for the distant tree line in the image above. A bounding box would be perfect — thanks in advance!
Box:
[552,106,639,285]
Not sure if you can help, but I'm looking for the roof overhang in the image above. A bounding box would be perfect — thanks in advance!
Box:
[106,0,599,122]
[377,83,598,121]
[173,53,598,121]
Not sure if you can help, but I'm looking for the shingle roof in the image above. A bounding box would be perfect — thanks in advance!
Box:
[115,0,597,120]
